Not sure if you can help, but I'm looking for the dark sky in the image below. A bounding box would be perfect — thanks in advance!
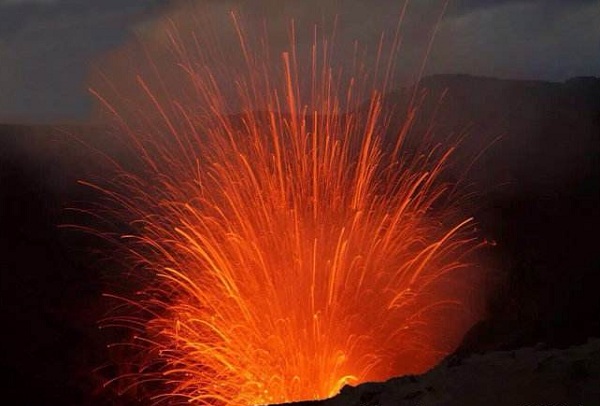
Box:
[1,0,598,123]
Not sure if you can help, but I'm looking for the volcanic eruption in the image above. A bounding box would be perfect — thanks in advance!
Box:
[87,4,490,405]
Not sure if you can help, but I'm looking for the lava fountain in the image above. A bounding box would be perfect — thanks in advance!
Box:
[87,5,489,406]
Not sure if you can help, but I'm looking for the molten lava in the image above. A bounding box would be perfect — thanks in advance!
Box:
[89,7,488,406]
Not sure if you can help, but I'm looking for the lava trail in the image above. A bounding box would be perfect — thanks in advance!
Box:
[87,8,488,406]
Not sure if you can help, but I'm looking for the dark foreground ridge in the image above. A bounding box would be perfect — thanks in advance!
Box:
[273,338,600,406]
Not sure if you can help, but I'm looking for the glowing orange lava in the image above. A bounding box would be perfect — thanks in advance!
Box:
[89,7,488,406]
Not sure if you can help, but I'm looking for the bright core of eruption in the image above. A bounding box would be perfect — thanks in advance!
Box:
[89,5,488,406]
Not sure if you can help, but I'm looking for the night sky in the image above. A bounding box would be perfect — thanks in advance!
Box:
[1,1,599,405]
[1,0,599,123]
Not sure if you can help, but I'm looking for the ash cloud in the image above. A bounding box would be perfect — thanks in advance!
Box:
[0,0,598,123]
[434,0,600,80]
[0,0,170,123]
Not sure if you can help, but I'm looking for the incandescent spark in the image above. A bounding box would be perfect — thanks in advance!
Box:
[88,6,489,406]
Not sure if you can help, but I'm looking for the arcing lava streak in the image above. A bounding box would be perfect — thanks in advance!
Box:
[89,8,489,406]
